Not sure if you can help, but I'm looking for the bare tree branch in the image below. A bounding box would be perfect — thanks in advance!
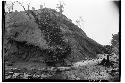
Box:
[13,1,31,19]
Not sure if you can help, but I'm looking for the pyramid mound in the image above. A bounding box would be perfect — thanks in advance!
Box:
[4,8,106,66]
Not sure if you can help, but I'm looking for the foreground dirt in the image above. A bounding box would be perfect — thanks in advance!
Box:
[4,58,119,81]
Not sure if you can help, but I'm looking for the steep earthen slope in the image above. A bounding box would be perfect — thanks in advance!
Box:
[4,8,106,66]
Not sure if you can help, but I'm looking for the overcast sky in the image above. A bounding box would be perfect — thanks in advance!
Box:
[5,0,119,45]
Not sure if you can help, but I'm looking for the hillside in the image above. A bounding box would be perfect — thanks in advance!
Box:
[3,8,119,81]
[4,8,106,64]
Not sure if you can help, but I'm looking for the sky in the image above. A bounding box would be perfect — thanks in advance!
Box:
[5,0,119,45]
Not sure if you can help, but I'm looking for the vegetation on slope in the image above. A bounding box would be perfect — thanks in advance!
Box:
[3,7,119,81]
[4,8,107,66]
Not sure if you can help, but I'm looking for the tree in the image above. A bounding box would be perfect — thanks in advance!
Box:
[5,1,13,13]
[111,32,119,48]
[56,1,65,14]
[11,2,14,12]
[5,1,33,20]
[27,2,30,11]
[111,32,119,59]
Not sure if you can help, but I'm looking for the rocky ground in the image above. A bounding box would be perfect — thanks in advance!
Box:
[4,54,119,81]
